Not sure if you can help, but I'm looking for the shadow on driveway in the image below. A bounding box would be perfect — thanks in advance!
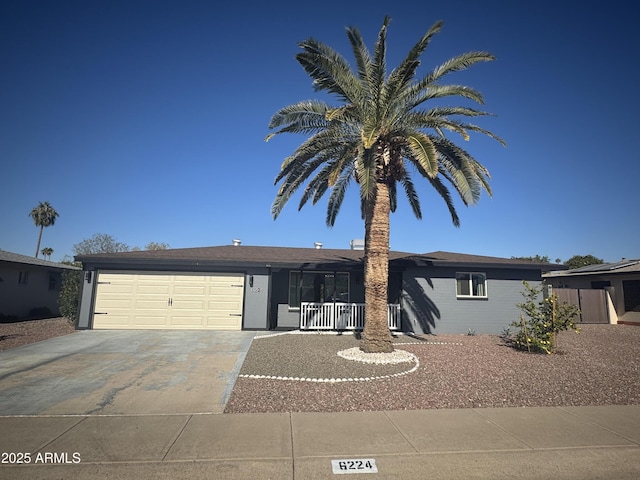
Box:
[0,330,256,415]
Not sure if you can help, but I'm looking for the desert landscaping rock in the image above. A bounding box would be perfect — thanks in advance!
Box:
[225,325,640,413]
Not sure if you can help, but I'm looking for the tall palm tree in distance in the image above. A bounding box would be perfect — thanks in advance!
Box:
[268,17,505,353]
[29,201,59,258]
[41,247,54,260]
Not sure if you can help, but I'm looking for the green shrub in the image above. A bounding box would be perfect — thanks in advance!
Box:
[510,281,580,354]
[58,270,82,325]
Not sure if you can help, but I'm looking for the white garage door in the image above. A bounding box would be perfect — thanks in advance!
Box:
[93,271,244,330]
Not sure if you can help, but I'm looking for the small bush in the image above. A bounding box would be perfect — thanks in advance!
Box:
[58,270,82,325]
[510,281,580,354]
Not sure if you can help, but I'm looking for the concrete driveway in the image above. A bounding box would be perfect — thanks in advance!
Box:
[0,330,256,415]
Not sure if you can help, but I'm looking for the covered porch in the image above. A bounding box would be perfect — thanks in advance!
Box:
[300,302,401,330]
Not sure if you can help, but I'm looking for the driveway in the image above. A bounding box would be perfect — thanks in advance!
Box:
[0,330,256,415]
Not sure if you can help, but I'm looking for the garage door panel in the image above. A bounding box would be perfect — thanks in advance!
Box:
[173,286,207,295]
[133,299,169,310]
[93,271,244,330]
[170,316,206,327]
[137,286,171,296]
[173,301,206,310]
[95,297,133,309]
[97,284,134,294]
[94,314,131,327]
[139,274,172,282]
[132,315,169,327]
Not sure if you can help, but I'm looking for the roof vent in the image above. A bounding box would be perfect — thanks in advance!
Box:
[350,239,365,250]
[314,242,323,249]
[232,239,241,246]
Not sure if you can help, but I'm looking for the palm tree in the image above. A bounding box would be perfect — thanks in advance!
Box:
[29,201,59,258]
[268,17,505,353]
[41,247,54,260]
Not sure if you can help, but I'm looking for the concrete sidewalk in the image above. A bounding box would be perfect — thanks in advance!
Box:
[1,405,639,479]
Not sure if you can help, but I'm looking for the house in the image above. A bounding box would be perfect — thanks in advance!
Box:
[544,259,640,326]
[75,243,563,335]
[0,250,80,319]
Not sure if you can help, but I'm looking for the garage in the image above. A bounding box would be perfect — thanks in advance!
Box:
[92,271,245,330]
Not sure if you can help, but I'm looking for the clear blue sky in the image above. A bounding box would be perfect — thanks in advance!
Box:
[1,0,637,263]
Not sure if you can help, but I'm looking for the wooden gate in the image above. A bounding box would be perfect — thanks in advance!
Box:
[554,288,609,324]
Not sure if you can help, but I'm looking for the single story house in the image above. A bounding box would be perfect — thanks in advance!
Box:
[0,250,80,319]
[544,259,640,326]
[75,243,564,335]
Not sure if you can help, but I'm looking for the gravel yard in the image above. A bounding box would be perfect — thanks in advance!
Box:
[0,317,76,351]
[225,324,640,413]
[2,320,638,414]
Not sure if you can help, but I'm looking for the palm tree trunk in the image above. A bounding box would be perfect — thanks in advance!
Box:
[361,182,394,353]
[35,225,43,258]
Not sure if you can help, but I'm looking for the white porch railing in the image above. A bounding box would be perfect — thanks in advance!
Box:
[300,302,400,331]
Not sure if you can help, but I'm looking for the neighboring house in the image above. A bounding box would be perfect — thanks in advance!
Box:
[544,259,640,326]
[0,250,80,318]
[75,244,563,335]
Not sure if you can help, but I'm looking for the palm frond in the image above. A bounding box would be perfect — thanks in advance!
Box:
[383,20,443,106]
[408,84,486,109]
[346,26,372,85]
[425,51,495,84]
[356,147,377,201]
[326,162,355,225]
[426,175,461,227]
[267,100,330,130]
[296,38,363,106]
[388,181,397,212]
[453,123,507,147]
[399,171,422,219]
[407,132,438,177]
[370,16,389,108]
[431,136,491,205]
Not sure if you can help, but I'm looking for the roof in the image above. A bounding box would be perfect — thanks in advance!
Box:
[76,245,563,271]
[544,259,640,278]
[414,251,565,269]
[0,250,80,270]
[76,245,410,269]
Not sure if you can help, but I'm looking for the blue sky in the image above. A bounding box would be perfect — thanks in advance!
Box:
[1,0,637,263]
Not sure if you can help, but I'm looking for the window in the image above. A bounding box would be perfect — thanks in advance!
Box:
[49,274,58,290]
[18,271,29,285]
[288,271,349,309]
[623,280,640,312]
[456,272,487,298]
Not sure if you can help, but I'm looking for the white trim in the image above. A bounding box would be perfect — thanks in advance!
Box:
[455,271,488,299]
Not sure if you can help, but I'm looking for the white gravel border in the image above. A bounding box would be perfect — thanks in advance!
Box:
[337,347,416,364]
[239,330,467,383]
[239,345,420,383]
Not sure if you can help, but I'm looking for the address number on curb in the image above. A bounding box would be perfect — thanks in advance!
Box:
[331,458,378,474]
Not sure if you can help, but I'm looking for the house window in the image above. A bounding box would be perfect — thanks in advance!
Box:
[456,272,487,298]
[49,274,58,290]
[288,271,350,309]
[622,280,640,312]
[18,271,29,285]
